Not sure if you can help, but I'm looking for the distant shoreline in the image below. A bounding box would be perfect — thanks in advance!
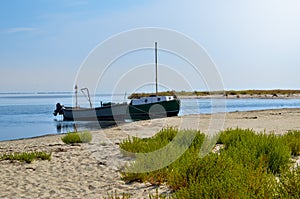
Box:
[178,93,300,99]
[128,89,300,99]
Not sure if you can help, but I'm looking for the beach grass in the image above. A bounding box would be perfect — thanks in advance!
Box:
[128,91,178,99]
[120,128,300,198]
[282,130,300,156]
[104,191,131,199]
[0,151,51,163]
[61,131,92,144]
[217,128,291,174]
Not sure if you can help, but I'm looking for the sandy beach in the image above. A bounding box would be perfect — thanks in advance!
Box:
[1,108,300,198]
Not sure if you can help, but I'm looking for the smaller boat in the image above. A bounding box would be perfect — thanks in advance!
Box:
[53,42,180,123]
[53,86,129,122]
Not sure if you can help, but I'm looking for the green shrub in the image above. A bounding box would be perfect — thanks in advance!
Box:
[120,128,298,198]
[120,127,178,154]
[217,128,256,147]
[80,131,93,143]
[61,131,92,144]
[62,132,81,144]
[282,130,300,156]
[277,167,300,198]
[0,151,51,163]
[218,128,291,174]
[174,154,277,199]
[120,128,204,185]
[128,91,177,99]
[103,190,131,199]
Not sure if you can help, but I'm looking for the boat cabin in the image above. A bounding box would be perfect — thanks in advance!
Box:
[130,96,176,105]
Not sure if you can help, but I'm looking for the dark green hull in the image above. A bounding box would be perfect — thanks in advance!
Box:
[54,99,180,123]
[128,99,180,120]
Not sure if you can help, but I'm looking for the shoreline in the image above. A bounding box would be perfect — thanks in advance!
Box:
[1,108,300,198]
[1,107,300,143]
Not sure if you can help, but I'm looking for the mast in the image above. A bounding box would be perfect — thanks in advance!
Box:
[155,42,158,96]
[75,84,78,108]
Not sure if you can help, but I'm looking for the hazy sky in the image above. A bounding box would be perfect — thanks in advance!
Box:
[1,0,300,92]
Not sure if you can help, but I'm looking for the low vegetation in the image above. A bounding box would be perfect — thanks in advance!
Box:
[281,130,300,156]
[128,89,300,98]
[223,89,300,96]
[128,91,178,99]
[0,151,51,163]
[61,131,92,144]
[103,191,131,199]
[120,128,300,198]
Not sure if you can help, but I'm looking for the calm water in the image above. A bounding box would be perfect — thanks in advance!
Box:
[1,93,300,141]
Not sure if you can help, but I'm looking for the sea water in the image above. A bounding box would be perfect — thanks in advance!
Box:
[1,93,300,141]
[0,93,120,141]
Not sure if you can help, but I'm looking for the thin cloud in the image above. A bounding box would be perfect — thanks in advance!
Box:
[6,27,38,33]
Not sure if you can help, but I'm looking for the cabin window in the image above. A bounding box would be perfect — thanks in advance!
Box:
[145,99,148,103]
[158,98,161,101]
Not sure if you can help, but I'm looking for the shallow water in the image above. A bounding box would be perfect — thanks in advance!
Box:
[1,93,300,141]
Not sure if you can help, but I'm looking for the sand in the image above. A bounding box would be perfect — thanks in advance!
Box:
[0,108,300,198]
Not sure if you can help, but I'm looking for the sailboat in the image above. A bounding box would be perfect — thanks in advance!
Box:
[53,42,180,122]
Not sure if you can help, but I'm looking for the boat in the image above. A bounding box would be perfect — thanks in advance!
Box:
[53,87,129,122]
[54,94,180,122]
[53,42,180,122]
[54,102,128,121]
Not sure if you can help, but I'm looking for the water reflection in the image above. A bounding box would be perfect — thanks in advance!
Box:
[55,120,118,134]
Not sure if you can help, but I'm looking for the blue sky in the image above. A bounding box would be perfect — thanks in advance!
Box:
[0,0,300,92]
